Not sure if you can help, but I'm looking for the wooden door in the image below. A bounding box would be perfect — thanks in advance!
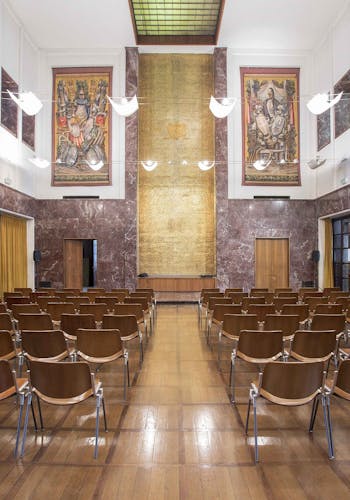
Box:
[255,238,289,290]
[64,240,83,289]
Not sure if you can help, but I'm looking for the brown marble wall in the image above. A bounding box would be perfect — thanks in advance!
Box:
[0,183,36,217]
[316,185,350,219]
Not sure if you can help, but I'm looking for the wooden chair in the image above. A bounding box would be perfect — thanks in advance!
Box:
[0,313,16,336]
[124,297,152,335]
[0,359,28,457]
[247,304,276,323]
[251,292,274,303]
[250,288,269,296]
[87,288,105,293]
[322,287,341,298]
[14,288,32,297]
[242,296,265,311]
[6,296,31,310]
[199,291,224,328]
[264,314,300,343]
[0,330,17,361]
[219,314,259,368]
[60,313,96,340]
[246,361,333,462]
[58,288,80,296]
[298,287,317,300]
[36,296,58,311]
[22,360,107,459]
[329,292,349,302]
[289,330,337,372]
[11,304,41,321]
[30,291,50,303]
[21,330,72,363]
[76,328,128,400]
[273,296,298,312]
[95,296,119,312]
[0,304,6,314]
[224,288,243,296]
[18,313,53,332]
[46,302,76,326]
[230,329,283,402]
[226,292,249,304]
[111,288,130,296]
[315,304,343,315]
[207,303,242,345]
[281,304,309,326]
[102,314,144,366]
[79,292,101,303]
[274,288,293,295]
[3,292,23,301]
[276,292,299,299]
[304,296,328,314]
[64,296,90,310]
[113,304,147,338]
[79,303,109,324]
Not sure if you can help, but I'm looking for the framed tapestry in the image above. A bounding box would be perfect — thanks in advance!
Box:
[240,67,300,186]
[317,108,331,151]
[1,68,18,137]
[334,69,350,139]
[52,67,112,186]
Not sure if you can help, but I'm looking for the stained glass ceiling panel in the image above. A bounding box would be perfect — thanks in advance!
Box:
[129,0,225,44]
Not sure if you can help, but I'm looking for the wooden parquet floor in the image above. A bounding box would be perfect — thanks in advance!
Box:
[1,305,350,498]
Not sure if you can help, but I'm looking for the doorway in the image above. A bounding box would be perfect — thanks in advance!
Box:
[64,239,97,289]
[255,238,289,289]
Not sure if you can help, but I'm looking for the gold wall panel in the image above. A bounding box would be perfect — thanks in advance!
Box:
[138,54,215,275]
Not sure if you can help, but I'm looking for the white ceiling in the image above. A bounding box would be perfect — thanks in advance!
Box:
[6,0,350,51]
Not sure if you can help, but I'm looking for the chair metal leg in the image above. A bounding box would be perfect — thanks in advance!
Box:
[31,399,38,431]
[230,354,236,402]
[20,392,32,457]
[217,331,222,370]
[36,395,44,430]
[94,394,101,459]
[123,354,129,400]
[14,392,25,458]
[309,397,319,432]
[322,395,334,459]
[139,333,143,366]
[102,396,108,432]
[253,396,259,463]
[245,395,252,434]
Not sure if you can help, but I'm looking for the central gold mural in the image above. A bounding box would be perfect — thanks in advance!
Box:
[138,54,216,275]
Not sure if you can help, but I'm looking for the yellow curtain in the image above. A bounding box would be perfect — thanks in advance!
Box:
[0,214,27,298]
[323,219,334,288]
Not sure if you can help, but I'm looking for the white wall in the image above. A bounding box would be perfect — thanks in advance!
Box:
[0,2,39,196]
[313,2,350,197]
[227,49,316,199]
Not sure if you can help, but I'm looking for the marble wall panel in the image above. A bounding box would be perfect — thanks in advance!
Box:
[316,185,350,219]
[0,183,36,217]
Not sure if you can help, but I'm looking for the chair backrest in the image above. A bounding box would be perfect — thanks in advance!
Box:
[315,303,343,315]
[200,288,220,299]
[14,287,32,297]
[222,314,259,337]
[28,360,93,402]
[65,296,90,309]
[79,292,101,303]
[11,303,41,320]
[53,291,74,300]
[79,303,109,321]
[250,288,269,296]
[260,361,324,405]
[334,360,350,399]
[304,296,328,311]
[274,288,293,294]
[0,304,6,314]
[303,291,323,299]
[277,292,299,299]
[36,296,57,311]
[124,296,149,311]
[225,288,243,295]
[46,302,76,321]
[237,330,283,362]
[208,297,232,311]
[329,291,349,300]
[135,288,155,297]
[102,314,138,336]
[333,297,350,311]
[30,291,50,303]
[212,304,242,322]
[202,292,224,305]
[95,296,119,311]
[264,314,300,338]
[21,330,68,360]
[310,314,345,334]
[0,330,15,359]
[6,296,31,309]
[3,292,22,300]
[242,297,265,310]
[290,330,337,361]
[252,292,274,303]
[273,297,298,312]
[0,314,13,332]
[58,288,81,296]
[281,304,309,322]
[130,291,153,302]
[298,287,317,299]
[227,292,248,304]
[18,313,53,331]
[114,303,143,321]
[247,304,276,322]
[0,360,16,398]
[111,288,130,296]
[87,288,105,293]
[60,314,96,337]
[323,287,341,298]
[76,329,123,359]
